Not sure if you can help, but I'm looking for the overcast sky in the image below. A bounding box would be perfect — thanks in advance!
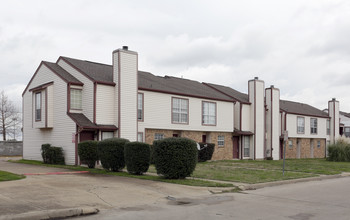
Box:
[1,0,350,112]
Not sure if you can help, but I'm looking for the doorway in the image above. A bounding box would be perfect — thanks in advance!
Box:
[232,137,239,159]
[80,131,95,142]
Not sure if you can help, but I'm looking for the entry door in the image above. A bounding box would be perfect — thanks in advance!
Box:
[232,137,239,159]
[80,131,95,142]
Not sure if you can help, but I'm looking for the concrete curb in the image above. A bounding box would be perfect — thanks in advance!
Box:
[240,173,350,190]
[0,207,99,220]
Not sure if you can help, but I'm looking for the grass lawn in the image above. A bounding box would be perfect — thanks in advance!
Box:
[12,160,234,188]
[149,158,350,184]
[0,170,25,182]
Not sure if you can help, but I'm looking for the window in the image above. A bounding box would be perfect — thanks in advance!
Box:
[35,92,41,121]
[70,89,82,110]
[345,127,350,137]
[310,118,317,134]
[202,102,216,125]
[244,136,250,157]
[317,140,321,148]
[297,117,305,134]
[102,132,114,140]
[154,133,164,141]
[218,135,225,147]
[172,98,188,124]
[327,119,330,135]
[137,132,143,142]
[138,93,143,121]
[289,140,293,149]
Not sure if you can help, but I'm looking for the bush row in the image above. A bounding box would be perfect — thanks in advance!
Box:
[41,144,65,165]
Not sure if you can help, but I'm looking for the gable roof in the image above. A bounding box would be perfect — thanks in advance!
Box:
[280,100,329,118]
[340,111,350,118]
[22,61,83,96]
[59,56,114,85]
[203,83,250,104]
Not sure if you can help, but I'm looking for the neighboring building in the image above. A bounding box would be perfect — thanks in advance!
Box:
[22,47,340,165]
[339,111,350,137]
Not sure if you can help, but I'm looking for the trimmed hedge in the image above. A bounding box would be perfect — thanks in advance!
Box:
[41,144,65,165]
[327,140,350,162]
[124,142,151,175]
[78,140,99,168]
[154,137,198,179]
[198,143,215,162]
[97,138,129,171]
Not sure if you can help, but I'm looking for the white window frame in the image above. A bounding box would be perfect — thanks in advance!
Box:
[297,117,305,134]
[172,97,189,124]
[154,133,164,141]
[218,135,225,147]
[317,140,321,148]
[202,101,216,125]
[310,118,317,134]
[138,93,143,121]
[345,127,350,137]
[35,92,41,121]
[102,131,114,140]
[288,140,293,149]
[70,89,82,110]
[244,136,250,157]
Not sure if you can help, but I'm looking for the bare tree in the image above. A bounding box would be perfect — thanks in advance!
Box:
[0,90,17,141]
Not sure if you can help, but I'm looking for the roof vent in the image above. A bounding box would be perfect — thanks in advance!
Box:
[270,85,274,88]
[122,46,128,50]
[332,98,336,101]
[254,77,259,80]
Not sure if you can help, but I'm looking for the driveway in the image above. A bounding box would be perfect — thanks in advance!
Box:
[0,159,211,217]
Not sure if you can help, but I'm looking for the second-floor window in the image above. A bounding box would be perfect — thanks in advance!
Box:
[202,101,216,125]
[172,98,188,124]
[35,92,41,121]
[297,117,305,134]
[311,118,317,134]
[138,93,143,121]
[70,89,82,110]
[327,119,330,135]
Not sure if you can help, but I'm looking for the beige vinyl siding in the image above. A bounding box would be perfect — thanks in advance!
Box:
[119,52,138,141]
[287,114,328,139]
[47,85,54,128]
[138,90,234,132]
[58,59,94,122]
[96,84,115,124]
[23,64,76,165]
[255,82,265,159]
[241,104,251,131]
[113,52,119,127]
[234,102,240,129]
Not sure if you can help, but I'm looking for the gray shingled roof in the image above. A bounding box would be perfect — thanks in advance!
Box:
[280,100,329,118]
[204,83,250,103]
[61,57,113,83]
[68,113,117,130]
[138,71,234,101]
[340,111,350,118]
[43,61,82,85]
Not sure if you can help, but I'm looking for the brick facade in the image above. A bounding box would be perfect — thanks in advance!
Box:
[285,138,326,159]
[145,129,234,160]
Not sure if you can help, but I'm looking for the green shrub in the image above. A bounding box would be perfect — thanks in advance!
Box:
[78,140,99,168]
[41,144,65,165]
[154,137,198,179]
[41,144,51,163]
[198,143,215,162]
[124,142,150,175]
[97,138,129,171]
[327,140,350,162]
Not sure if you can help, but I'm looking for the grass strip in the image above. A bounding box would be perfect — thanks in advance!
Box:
[0,170,25,182]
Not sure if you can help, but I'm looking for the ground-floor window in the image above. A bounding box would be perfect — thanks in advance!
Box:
[154,133,164,141]
[288,140,293,149]
[317,140,321,148]
[102,131,114,140]
[218,135,225,147]
[244,136,250,157]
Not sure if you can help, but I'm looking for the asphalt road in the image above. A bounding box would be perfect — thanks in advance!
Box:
[73,176,350,220]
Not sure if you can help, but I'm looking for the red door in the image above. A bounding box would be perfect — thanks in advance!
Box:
[233,137,239,159]
[80,131,95,142]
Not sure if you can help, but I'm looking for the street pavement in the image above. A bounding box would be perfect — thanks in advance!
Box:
[73,175,350,220]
